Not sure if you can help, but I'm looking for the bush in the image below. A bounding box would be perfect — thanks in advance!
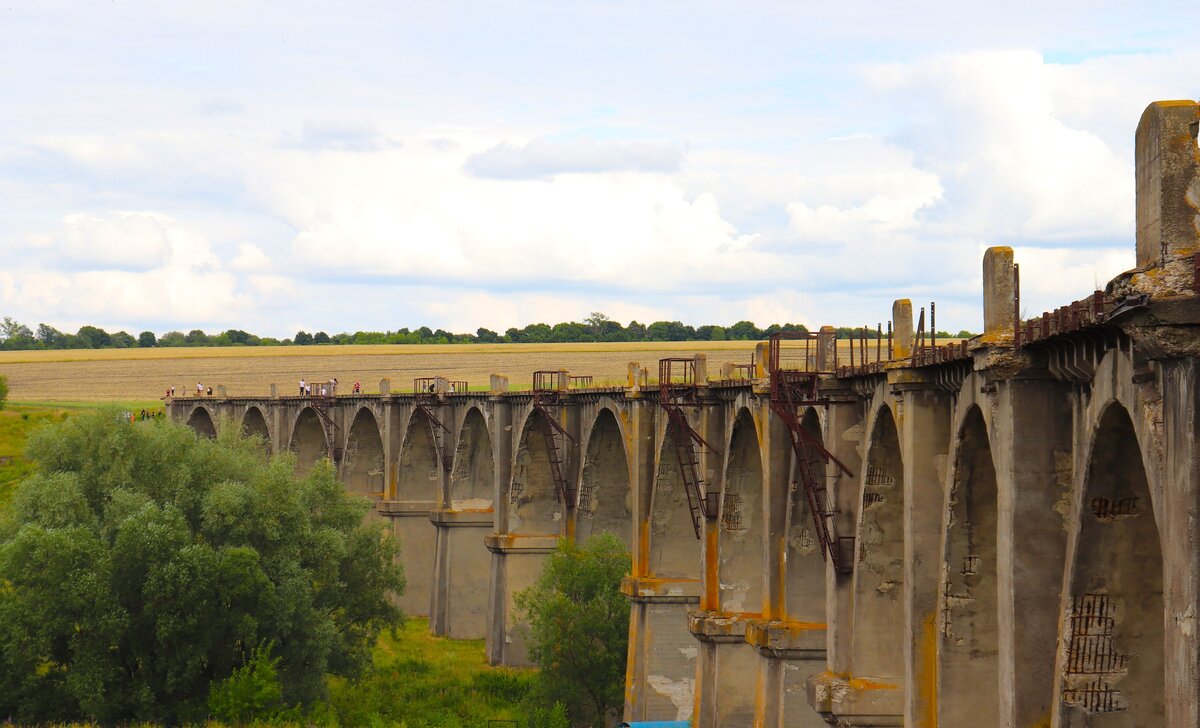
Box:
[515,533,631,727]
[0,374,7,410]
[0,409,404,724]
[207,643,284,724]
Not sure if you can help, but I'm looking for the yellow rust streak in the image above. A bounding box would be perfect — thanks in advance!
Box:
[918,610,938,728]
[704,522,720,609]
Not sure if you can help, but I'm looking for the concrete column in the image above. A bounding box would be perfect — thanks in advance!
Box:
[823,397,866,674]
[893,300,914,359]
[486,397,514,665]
[379,378,390,395]
[1135,100,1199,270]
[982,246,1015,338]
[992,376,1072,725]
[816,326,837,371]
[898,385,951,726]
[623,400,701,722]
[1158,358,1200,726]
[691,402,728,726]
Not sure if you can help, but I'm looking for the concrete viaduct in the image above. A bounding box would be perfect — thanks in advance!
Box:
[168,100,1200,726]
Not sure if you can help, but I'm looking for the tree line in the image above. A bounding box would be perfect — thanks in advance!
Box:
[0,313,974,351]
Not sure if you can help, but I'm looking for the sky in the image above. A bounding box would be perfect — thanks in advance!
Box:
[0,1,1198,338]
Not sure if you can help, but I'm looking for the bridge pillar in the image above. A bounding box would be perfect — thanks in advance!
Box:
[486,399,581,666]
[751,404,827,728]
[896,380,951,726]
[624,399,702,722]
[991,376,1072,725]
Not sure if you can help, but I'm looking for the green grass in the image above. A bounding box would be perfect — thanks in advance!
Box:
[326,617,536,726]
[0,403,75,508]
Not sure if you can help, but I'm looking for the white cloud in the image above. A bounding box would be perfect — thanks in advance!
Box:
[56,211,173,271]
[230,242,272,272]
[464,138,683,179]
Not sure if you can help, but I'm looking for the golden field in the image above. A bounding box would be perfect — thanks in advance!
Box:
[0,339,929,403]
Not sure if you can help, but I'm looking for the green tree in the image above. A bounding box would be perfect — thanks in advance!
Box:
[515,533,630,727]
[0,374,7,410]
[0,410,404,724]
[137,331,157,348]
[75,325,111,348]
[293,330,314,345]
[313,331,331,344]
[110,331,137,348]
[158,330,187,347]
[184,329,210,346]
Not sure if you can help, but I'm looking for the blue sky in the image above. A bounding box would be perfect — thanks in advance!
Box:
[1,1,1197,337]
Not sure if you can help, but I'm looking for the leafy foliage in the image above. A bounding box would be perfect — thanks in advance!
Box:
[515,533,631,727]
[0,409,404,724]
[207,643,285,724]
[0,373,7,410]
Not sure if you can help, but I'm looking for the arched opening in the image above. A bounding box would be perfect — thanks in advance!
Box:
[575,409,632,549]
[241,407,271,453]
[1059,404,1163,723]
[397,412,441,501]
[449,408,495,509]
[851,405,904,679]
[649,421,699,579]
[186,407,217,439]
[784,407,826,620]
[508,412,563,535]
[343,408,385,497]
[289,408,328,477]
[719,409,764,615]
[938,406,999,725]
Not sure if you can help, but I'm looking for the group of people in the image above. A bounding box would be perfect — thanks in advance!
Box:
[124,409,164,422]
[298,378,362,397]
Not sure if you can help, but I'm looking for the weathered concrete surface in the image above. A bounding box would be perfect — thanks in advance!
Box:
[168,99,1200,728]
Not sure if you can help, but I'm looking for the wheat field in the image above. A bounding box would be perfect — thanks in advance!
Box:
[0,339,929,403]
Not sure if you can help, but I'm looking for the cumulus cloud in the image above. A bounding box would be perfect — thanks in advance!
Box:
[464,138,684,179]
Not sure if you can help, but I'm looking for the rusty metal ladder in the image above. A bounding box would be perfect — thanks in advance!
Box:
[768,335,855,575]
[308,393,342,462]
[415,402,454,473]
[533,399,575,506]
[657,358,719,539]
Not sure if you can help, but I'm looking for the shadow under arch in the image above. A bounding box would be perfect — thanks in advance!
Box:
[289,407,328,477]
[343,408,385,497]
[938,405,999,725]
[575,408,632,550]
[1058,402,1163,723]
[507,411,563,536]
[186,407,217,439]
[783,407,827,621]
[241,406,271,453]
[397,410,441,501]
[649,418,700,579]
[719,408,764,615]
[850,404,904,680]
[449,407,495,509]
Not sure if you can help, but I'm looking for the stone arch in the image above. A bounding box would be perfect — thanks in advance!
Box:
[449,407,494,509]
[1058,402,1163,723]
[850,404,904,679]
[186,406,217,439]
[938,405,1000,725]
[575,408,632,550]
[343,407,385,497]
[397,410,441,501]
[783,406,826,621]
[649,418,699,579]
[719,408,764,615]
[508,410,563,536]
[289,407,329,476]
[241,406,271,452]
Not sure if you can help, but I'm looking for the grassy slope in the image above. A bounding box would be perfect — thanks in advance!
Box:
[328,618,535,725]
[0,404,73,507]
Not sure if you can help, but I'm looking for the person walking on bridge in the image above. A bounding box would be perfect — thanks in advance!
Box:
[299,378,306,396]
